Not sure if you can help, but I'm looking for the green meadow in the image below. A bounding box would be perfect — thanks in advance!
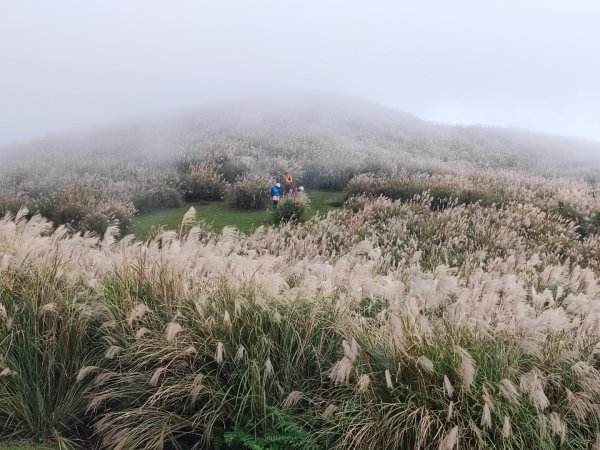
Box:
[132,190,341,237]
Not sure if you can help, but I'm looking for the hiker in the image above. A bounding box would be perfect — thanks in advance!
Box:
[284,171,293,194]
[271,182,281,208]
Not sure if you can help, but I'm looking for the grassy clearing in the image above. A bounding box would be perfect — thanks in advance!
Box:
[132,190,341,238]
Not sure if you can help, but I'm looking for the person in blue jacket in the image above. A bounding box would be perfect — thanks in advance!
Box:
[271,182,281,208]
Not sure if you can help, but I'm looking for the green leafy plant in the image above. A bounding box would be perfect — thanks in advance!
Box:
[213,408,322,450]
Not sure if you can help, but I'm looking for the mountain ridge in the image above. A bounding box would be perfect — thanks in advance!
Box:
[1,95,599,180]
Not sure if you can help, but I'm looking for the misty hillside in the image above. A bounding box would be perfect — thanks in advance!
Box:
[3,96,599,179]
[2,97,600,449]
[5,2,600,448]
[0,96,599,238]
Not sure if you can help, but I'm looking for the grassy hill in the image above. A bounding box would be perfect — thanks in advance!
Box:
[1,97,600,448]
[0,96,598,239]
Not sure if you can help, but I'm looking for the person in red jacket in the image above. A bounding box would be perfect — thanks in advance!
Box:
[284,171,293,194]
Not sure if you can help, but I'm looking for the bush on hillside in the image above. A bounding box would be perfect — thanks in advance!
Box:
[131,185,182,214]
[96,201,136,236]
[357,156,395,177]
[344,173,510,210]
[302,163,356,191]
[555,201,600,239]
[11,182,136,236]
[227,171,271,210]
[216,156,249,183]
[0,191,33,218]
[180,162,226,202]
[176,147,250,183]
[35,185,92,227]
[81,211,110,236]
[79,201,136,236]
[272,192,311,224]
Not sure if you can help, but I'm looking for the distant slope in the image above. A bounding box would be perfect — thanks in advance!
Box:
[1,95,599,181]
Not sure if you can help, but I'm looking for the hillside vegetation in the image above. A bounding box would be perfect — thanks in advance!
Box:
[1,97,600,449]
[0,96,598,235]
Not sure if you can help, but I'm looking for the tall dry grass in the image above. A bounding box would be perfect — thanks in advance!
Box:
[0,196,599,448]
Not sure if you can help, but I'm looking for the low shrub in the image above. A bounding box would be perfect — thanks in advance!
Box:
[555,201,600,239]
[302,164,356,191]
[344,173,381,198]
[0,191,33,217]
[357,157,395,177]
[81,211,110,236]
[181,162,226,202]
[96,201,136,236]
[131,185,182,214]
[35,186,92,227]
[212,407,322,450]
[79,201,135,237]
[176,149,249,184]
[227,171,271,210]
[344,173,510,211]
[272,192,311,224]
[217,157,249,183]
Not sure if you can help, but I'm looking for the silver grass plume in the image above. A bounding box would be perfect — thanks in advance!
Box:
[181,207,196,229]
[356,374,370,393]
[438,426,459,450]
[283,391,303,409]
[165,322,183,341]
[102,222,120,247]
[149,367,166,387]
[520,369,549,411]
[502,416,512,438]
[417,355,434,374]
[444,375,454,397]
[215,341,225,364]
[76,366,99,383]
[454,346,476,391]
[105,345,123,359]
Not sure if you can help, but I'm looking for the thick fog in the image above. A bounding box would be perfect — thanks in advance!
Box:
[1,0,599,145]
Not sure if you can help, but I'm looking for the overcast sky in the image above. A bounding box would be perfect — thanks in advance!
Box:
[1,0,599,145]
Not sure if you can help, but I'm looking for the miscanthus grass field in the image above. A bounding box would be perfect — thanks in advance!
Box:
[1,98,600,449]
